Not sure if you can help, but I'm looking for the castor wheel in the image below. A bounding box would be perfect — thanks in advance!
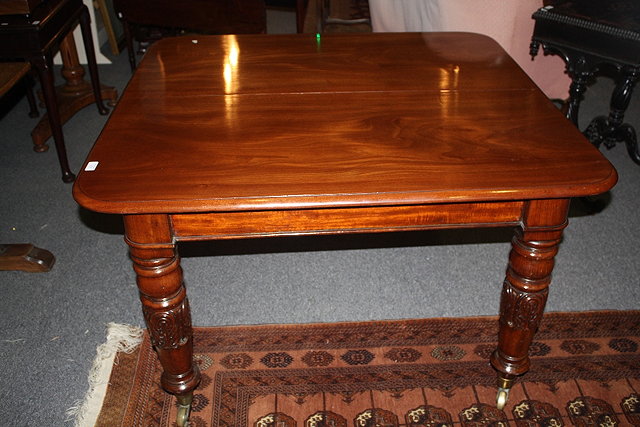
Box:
[176,392,193,427]
[176,406,190,427]
[495,376,514,410]
[496,388,510,410]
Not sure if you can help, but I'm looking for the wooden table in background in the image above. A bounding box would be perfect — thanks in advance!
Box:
[73,33,617,426]
[31,31,118,155]
[0,0,117,182]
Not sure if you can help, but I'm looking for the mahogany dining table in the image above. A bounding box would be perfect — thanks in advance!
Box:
[73,32,617,426]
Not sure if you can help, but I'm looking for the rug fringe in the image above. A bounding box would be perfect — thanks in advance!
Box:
[66,323,144,427]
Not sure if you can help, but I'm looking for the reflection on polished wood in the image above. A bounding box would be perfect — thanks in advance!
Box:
[73,33,617,422]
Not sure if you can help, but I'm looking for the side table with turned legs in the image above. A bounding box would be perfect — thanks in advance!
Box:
[531,0,640,164]
[0,0,117,182]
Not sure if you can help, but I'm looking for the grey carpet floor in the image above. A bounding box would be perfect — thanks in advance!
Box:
[1,10,639,426]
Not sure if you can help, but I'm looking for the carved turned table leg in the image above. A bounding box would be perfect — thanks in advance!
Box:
[124,214,200,426]
[490,199,570,409]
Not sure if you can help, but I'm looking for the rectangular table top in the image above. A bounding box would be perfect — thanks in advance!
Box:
[73,32,617,214]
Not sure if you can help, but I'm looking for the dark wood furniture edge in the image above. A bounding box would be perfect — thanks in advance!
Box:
[532,7,640,42]
[0,244,55,272]
[0,0,43,15]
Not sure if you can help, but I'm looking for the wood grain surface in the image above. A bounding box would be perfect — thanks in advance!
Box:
[73,33,617,214]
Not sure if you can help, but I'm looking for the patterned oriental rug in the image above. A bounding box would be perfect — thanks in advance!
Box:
[90,311,640,426]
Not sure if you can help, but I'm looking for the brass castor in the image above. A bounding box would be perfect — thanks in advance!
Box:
[496,376,514,410]
[496,388,509,410]
[176,392,193,427]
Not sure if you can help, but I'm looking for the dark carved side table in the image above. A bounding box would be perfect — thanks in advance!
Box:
[530,0,640,164]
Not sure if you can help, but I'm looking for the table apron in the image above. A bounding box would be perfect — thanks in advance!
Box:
[170,201,525,241]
